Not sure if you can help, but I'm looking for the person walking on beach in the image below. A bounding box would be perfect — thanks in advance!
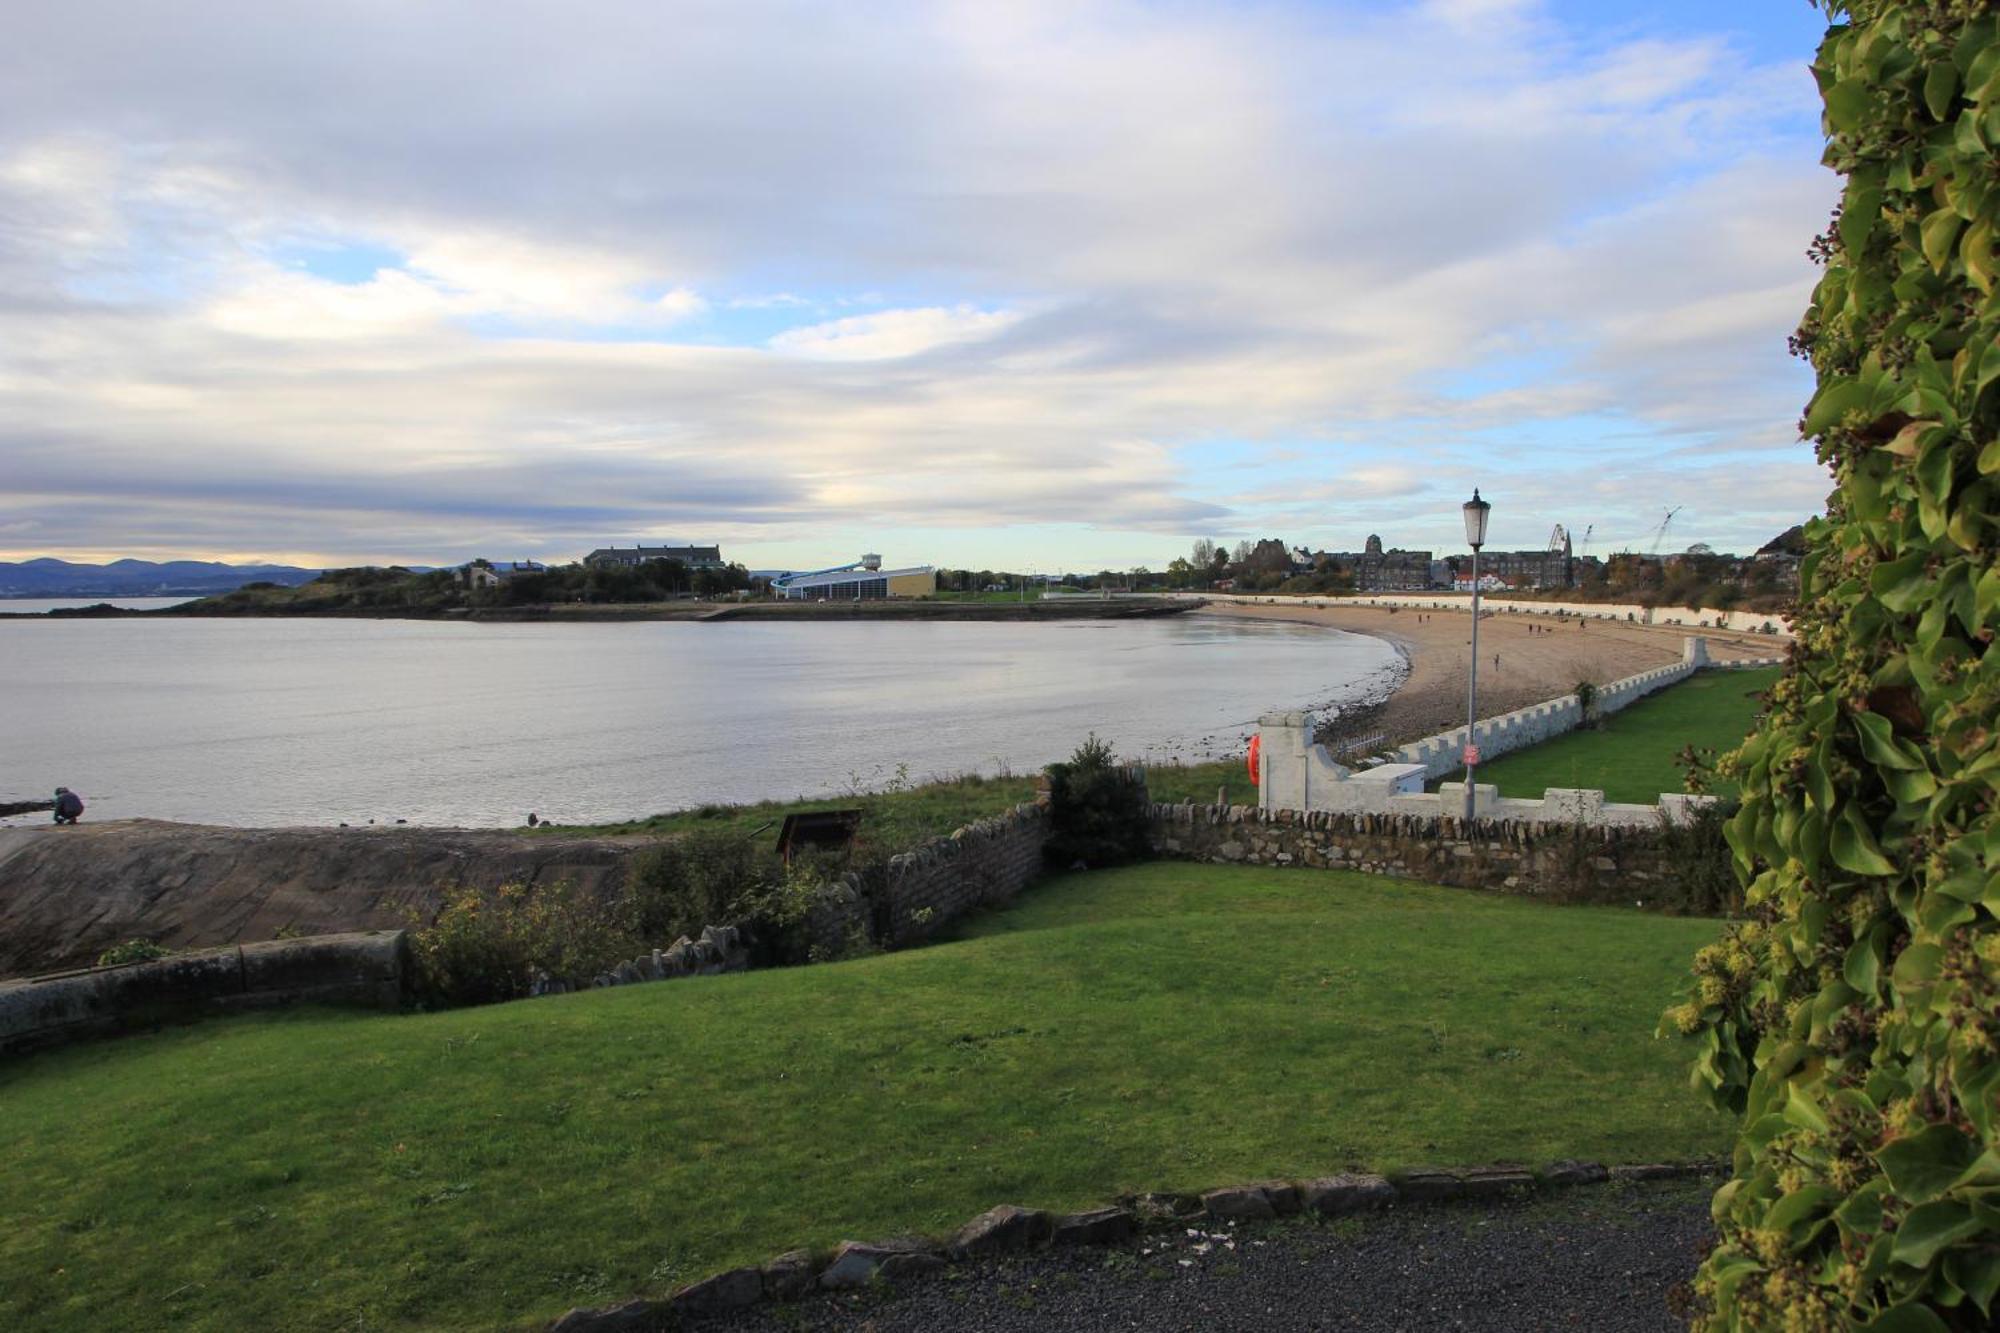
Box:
[53,787,84,825]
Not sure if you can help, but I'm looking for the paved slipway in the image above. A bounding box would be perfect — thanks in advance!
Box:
[687,1181,1712,1333]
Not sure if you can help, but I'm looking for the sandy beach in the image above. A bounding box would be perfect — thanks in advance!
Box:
[1200,601,1786,752]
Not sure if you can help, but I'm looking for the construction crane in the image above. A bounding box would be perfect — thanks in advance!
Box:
[1649,507,1683,557]
[1579,524,1594,559]
[1546,523,1569,552]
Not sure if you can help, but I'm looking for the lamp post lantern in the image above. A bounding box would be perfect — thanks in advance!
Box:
[1461,489,1491,824]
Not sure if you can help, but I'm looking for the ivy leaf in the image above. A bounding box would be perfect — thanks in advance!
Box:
[1869,550,1932,613]
[1843,924,1884,996]
[1921,209,1965,274]
[1891,1199,1982,1267]
[1805,376,1871,436]
[1854,711,1926,770]
[1832,802,1896,876]
[1872,1112,1984,1200]
[1964,216,1996,294]
[1843,181,1884,256]
[1856,1303,1950,1333]
[1891,937,1943,979]
[1924,61,1960,120]
[1826,79,1873,132]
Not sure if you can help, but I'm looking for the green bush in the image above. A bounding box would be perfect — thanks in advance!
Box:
[94,939,170,968]
[1651,799,1741,918]
[409,881,634,1007]
[1665,6,2000,1328]
[1043,734,1152,869]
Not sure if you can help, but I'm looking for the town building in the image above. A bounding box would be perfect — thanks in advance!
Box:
[1313,535,1437,591]
[458,559,546,589]
[772,554,937,600]
[584,544,725,571]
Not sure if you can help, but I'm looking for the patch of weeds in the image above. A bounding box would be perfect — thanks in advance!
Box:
[416,1183,472,1208]
[55,1215,100,1235]
[1000,1284,1038,1311]
[1328,1216,1367,1243]
[1483,1046,1524,1062]
[226,1205,276,1231]
[550,1266,612,1300]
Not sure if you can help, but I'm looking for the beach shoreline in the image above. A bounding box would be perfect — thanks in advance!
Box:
[1196,601,1784,753]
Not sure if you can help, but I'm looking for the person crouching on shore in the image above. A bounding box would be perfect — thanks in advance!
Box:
[53,787,84,825]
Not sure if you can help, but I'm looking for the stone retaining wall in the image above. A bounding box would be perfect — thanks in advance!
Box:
[809,802,1052,955]
[1148,801,1694,903]
[0,930,407,1055]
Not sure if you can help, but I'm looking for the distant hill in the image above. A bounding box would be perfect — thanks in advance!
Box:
[0,558,323,598]
[1755,525,1808,558]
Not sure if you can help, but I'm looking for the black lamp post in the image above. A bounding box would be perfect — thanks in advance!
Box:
[1462,489,1491,824]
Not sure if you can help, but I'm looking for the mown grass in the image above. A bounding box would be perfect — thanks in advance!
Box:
[1470,667,1782,804]
[0,863,1729,1332]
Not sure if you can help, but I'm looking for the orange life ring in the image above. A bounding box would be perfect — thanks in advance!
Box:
[1246,733,1261,785]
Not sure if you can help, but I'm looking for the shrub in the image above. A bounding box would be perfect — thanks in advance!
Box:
[409,881,634,1007]
[95,939,170,968]
[622,828,778,946]
[1664,6,1999,1327]
[1650,799,1740,918]
[1043,734,1151,869]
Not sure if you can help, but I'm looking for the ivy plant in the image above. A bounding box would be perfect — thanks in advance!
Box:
[1663,3,1999,1329]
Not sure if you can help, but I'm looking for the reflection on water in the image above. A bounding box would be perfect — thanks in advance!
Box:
[0,614,1399,828]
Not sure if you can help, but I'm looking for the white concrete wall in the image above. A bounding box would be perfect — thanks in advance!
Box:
[1252,638,1772,828]
[1168,590,1793,638]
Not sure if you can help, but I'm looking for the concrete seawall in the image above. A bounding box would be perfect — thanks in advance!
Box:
[0,822,667,979]
[0,930,407,1055]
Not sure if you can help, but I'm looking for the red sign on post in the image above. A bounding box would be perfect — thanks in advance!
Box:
[1462,744,1481,766]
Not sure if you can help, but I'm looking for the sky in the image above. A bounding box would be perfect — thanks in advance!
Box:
[0,0,1839,572]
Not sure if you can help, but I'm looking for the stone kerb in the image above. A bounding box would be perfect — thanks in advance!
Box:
[544,1157,1723,1329]
[0,930,408,1056]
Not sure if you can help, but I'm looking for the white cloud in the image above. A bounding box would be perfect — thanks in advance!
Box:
[0,0,1836,564]
[769,305,1024,360]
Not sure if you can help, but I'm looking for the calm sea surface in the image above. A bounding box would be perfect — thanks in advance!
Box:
[0,614,1399,828]
[0,597,195,614]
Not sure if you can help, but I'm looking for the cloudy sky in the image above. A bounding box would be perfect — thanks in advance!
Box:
[1,0,1836,571]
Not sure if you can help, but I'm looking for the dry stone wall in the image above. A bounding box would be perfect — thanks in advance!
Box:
[1149,800,1693,904]
[809,802,1051,956]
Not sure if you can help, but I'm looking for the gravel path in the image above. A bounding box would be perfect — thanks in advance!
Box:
[689,1180,1712,1333]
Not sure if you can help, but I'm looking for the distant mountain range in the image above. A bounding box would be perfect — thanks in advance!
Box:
[0,558,325,598]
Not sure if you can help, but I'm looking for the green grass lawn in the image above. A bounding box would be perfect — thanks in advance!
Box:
[1471,667,1781,804]
[0,864,1730,1332]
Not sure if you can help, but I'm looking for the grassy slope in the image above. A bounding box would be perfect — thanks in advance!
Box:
[1470,667,1782,804]
[530,772,1038,847]
[0,864,1729,1332]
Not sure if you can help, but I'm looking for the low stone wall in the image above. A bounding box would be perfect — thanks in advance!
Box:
[1148,801,1693,902]
[809,803,1052,956]
[0,930,407,1055]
